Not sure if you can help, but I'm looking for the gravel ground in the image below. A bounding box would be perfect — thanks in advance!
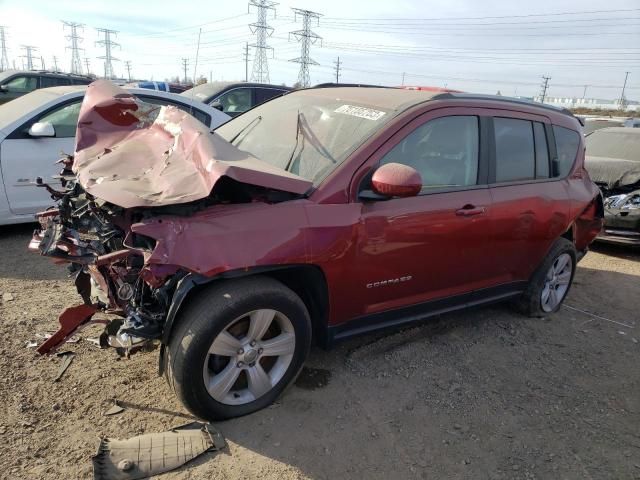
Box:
[0,224,638,480]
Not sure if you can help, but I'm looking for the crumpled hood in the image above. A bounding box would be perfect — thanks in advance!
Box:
[73,80,312,208]
[585,155,640,191]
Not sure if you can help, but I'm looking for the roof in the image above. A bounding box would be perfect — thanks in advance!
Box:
[292,86,442,112]
[181,81,292,102]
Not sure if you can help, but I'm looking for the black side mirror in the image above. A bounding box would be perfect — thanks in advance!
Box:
[0,84,8,93]
[210,101,224,111]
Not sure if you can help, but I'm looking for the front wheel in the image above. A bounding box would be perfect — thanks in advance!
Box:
[516,237,577,317]
[166,276,312,421]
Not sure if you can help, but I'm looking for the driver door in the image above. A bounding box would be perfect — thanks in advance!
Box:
[356,111,495,315]
[0,99,80,215]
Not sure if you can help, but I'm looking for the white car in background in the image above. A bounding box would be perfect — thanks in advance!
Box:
[0,85,230,225]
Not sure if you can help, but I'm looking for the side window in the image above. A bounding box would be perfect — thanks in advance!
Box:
[533,122,550,178]
[552,125,580,177]
[214,88,253,113]
[41,77,70,87]
[255,88,287,105]
[494,117,535,182]
[4,76,37,93]
[138,96,211,126]
[38,101,82,138]
[380,116,479,188]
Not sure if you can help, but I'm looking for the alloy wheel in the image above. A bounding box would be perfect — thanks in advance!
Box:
[202,309,296,405]
[540,253,573,313]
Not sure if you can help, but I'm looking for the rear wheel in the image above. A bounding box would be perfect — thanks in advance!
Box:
[516,238,577,317]
[166,276,312,421]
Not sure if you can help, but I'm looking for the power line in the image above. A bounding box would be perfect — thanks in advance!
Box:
[319,7,640,22]
[95,28,120,79]
[63,21,84,75]
[248,0,277,83]
[0,27,9,72]
[20,45,37,71]
[289,8,322,87]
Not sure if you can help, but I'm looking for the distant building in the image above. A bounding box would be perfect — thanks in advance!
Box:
[533,96,639,112]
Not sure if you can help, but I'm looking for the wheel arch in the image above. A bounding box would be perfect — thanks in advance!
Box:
[158,264,331,375]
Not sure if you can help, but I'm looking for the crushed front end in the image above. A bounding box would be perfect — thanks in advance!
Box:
[28,79,311,355]
[30,177,184,354]
[596,183,640,245]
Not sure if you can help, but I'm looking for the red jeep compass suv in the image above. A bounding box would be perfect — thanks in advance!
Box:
[30,81,603,420]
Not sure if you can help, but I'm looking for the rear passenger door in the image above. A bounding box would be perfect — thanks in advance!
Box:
[487,113,570,284]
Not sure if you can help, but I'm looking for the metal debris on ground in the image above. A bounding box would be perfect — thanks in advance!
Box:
[53,351,75,382]
[104,401,125,416]
[563,304,635,329]
[25,340,38,348]
[92,422,226,480]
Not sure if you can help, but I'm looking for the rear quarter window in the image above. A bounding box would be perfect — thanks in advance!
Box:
[553,126,580,177]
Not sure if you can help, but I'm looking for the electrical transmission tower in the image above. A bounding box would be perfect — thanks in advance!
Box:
[52,56,59,71]
[125,60,132,81]
[539,76,551,103]
[248,0,277,83]
[84,57,91,75]
[63,21,84,75]
[334,56,341,83]
[181,58,189,83]
[21,45,37,70]
[95,28,120,79]
[0,26,9,72]
[289,8,322,88]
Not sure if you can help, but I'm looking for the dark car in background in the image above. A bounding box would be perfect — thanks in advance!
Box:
[181,81,291,117]
[585,127,640,245]
[0,70,93,105]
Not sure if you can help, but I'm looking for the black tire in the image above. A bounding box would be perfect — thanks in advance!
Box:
[515,237,577,318]
[166,276,312,421]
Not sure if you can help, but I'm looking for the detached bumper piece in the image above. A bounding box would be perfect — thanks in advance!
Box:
[36,304,99,355]
[92,422,226,480]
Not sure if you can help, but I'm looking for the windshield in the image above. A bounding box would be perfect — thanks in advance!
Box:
[586,130,640,162]
[215,92,392,184]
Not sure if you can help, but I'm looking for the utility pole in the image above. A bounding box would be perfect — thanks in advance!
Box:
[334,56,341,83]
[40,56,45,70]
[0,26,9,72]
[539,76,551,103]
[95,28,120,79]
[52,56,59,71]
[63,21,84,75]
[248,0,277,84]
[84,57,91,75]
[20,45,37,70]
[181,58,189,84]
[243,42,250,82]
[401,72,406,86]
[582,85,588,99]
[124,60,132,81]
[619,71,630,110]
[289,8,322,88]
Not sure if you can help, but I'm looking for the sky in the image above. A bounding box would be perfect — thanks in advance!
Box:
[0,0,638,100]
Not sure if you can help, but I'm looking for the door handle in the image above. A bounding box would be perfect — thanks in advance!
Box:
[455,205,486,217]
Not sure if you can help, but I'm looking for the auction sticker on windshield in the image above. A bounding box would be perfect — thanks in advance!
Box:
[335,104,386,121]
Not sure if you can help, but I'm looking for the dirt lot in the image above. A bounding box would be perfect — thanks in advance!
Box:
[0,224,638,480]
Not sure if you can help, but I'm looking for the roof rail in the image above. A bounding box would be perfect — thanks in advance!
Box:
[432,92,576,118]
